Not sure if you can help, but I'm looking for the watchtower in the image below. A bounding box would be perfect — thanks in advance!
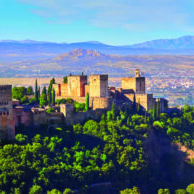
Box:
[89,74,108,97]
[68,75,87,97]
[122,69,145,94]
[0,85,15,139]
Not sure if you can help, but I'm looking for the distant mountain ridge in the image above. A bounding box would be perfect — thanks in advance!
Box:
[129,35,194,49]
[1,35,194,55]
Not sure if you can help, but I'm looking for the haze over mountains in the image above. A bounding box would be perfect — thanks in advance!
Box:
[1,35,194,56]
[0,35,194,78]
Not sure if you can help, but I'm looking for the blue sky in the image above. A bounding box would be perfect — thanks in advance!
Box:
[0,0,194,45]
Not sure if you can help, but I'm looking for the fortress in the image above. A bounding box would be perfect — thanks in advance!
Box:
[53,74,112,110]
[53,69,167,112]
[0,69,168,140]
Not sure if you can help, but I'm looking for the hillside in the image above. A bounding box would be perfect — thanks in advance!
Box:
[0,104,193,194]
[1,48,193,79]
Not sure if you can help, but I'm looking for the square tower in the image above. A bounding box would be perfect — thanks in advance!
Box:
[122,69,145,94]
[0,85,15,140]
[68,75,87,97]
[89,74,108,97]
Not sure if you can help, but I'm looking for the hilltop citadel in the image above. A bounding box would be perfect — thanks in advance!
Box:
[0,69,168,140]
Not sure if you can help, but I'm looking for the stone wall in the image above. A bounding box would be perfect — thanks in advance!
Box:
[60,104,106,125]
[53,84,61,96]
[85,85,90,96]
[57,96,112,110]
[155,98,168,113]
[14,106,33,127]
[31,108,47,127]
[124,93,154,111]
[122,77,136,91]
[47,112,64,128]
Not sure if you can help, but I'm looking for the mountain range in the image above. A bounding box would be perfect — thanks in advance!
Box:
[1,35,194,56]
[0,35,194,78]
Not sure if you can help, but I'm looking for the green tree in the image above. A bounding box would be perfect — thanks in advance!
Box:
[144,112,147,123]
[29,97,36,104]
[132,94,137,113]
[85,93,89,111]
[29,185,43,194]
[73,124,83,134]
[38,87,40,101]
[47,78,55,104]
[15,134,28,144]
[20,96,29,104]
[175,189,186,194]
[14,188,21,194]
[63,76,68,84]
[52,88,55,106]
[63,188,74,194]
[158,188,170,194]
[27,86,34,95]
[34,79,38,102]
[120,187,140,194]
[111,102,116,120]
[157,99,160,118]
[47,189,62,194]
[152,101,156,121]
[12,86,27,101]
[186,184,194,194]
[137,98,141,113]
[83,120,99,135]
[42,86,47,95]
[40,94,48,106]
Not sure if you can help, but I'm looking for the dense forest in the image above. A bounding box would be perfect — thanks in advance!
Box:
[0,103,193,194]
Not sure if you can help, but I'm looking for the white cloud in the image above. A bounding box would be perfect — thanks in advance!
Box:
[18,0,194,31]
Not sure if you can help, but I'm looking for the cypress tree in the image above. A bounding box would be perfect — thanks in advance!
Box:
[52,88,55,106]
[137,98,140,113]
[47,78,55,104]
[40,93,47,106]
[152,101,156,121]
[34,79,38,102]
[132,94,136,113]
[127,117,130,126]
[42,86,47,95]
[38,87,40,101]
[157,99,160,118]
[51,78,55,85]
[85,93,89,111]
[144,111,147,123]
[111,102,116,120]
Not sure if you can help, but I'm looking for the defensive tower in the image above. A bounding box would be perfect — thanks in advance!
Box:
[0,85,15,139]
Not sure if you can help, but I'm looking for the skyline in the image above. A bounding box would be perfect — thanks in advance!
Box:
[1,0,194,45]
